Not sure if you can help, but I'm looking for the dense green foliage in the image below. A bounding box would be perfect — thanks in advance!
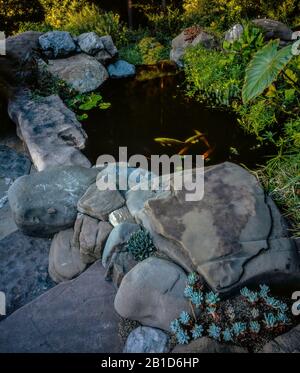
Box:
[184,25,300,235]
[125,228,156,261]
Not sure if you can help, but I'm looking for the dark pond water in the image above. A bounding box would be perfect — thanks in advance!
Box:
[82,63,273,168]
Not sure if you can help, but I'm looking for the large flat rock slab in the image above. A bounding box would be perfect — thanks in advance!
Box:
[0,261,123,353]
[8,90,90,171]
[137,162,300,295]
[0,230,53,317]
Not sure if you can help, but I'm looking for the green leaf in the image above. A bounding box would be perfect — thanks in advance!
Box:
[242,40,293,103]
[99,102,111,110]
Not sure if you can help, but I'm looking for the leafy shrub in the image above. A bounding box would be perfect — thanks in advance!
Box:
[63,4,127,46]
[0,0,44,34]
[182,0,300,30]
[39,0,87,29]
[16,21,53,34]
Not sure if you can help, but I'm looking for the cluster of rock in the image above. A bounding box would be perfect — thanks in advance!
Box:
[38,31,135,92]
[6,161,300,342]
[170,18,296,66]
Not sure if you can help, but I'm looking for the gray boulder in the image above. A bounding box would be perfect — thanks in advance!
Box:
[172,337,247,353]
[77,32,104,55]
[78,183,125,221]
[6,31,43,65]
[170,28,217,67]
[72,213,113,264]
[137,162,300,295]
[252,19,293,41]
[100,35,118,57]
[124,326,170,353]
[102,222,140,268]
[8,90,90,171]
[47,54,109,93]
[114,257,189,331]
[225,24,244,42]
[49,229,87,283]
[39,31,76,58]
[107,60,136,78]
[8,166,98,237]
[105,251,138,288]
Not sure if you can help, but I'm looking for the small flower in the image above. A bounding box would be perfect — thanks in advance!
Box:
[170,319,181,333]
[205,291,220,306]
[223,328,233,342]
[176,328,190,345]
[187,272,199,286]
[232,322,247,337]
[249,321,261,334]
[208,323,221,341]
[179,311,190,325]
[259,284,270,299]
[251,308,260,319]
[191,291,204,307]
[192,324,204,339]
[184,285,194,299]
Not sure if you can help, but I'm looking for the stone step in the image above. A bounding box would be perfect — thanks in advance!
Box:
[0,261,123,353]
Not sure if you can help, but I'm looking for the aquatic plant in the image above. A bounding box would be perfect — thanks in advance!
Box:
[222,328,233,342]
[249,321,261,334]
[179,311,191,325]
[232,322,247,337]
[191,324,204,340]
[264,296,281,310]
[124,228,156,261]
[208,323,221,341]
[263,313,278,329]
[205,291,220,306]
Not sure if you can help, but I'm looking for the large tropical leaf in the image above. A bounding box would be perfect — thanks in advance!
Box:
[242,40,293,103]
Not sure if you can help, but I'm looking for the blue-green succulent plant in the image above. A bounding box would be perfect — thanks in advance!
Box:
[125,228,156,261]
[192,324,204,339]
[205,291,220,306]
[249,321,261,334]
[232,322,247,337]
[179,311,191,325]
[170,319,181,333]
[184,285,194,298]
[276,312,289,325]
[251,308,260,319]
[223,328,233,342]
[263,313,277,329]
[190,291,204,307]
[208,323,221,341]
[187,272,199,286]
[259,284,270,299]
[176,328,190,345]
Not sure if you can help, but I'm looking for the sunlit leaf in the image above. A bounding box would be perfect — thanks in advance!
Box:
[154,137,185,147]
[242,40,293,103]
